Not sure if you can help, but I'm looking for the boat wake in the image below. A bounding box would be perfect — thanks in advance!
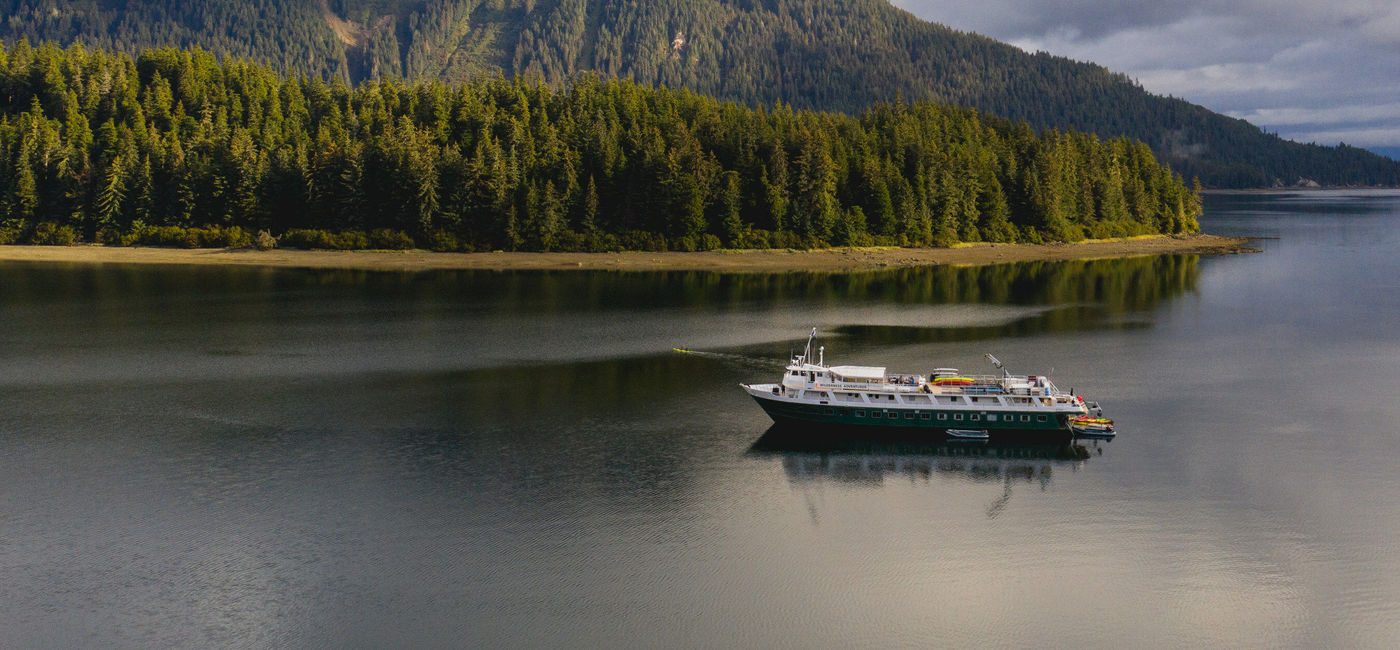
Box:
[672,347,786,369]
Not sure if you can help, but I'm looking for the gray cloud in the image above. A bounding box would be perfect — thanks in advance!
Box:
[890,0,1400,147]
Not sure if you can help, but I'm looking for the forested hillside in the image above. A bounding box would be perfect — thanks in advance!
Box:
[0,43,1198,251]
[3,0,1395,188]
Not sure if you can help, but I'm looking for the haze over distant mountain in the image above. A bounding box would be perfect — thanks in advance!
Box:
[4,0,1396,188]
[1370,147,1400,163]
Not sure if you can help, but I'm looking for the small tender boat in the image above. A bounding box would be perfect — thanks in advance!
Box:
[1069,412,1116,437]
[946,428,990,439]
[740,329,1108,439]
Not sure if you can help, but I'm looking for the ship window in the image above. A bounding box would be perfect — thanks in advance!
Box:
[855,409,866,417]
[872,411,882,418]
[920,413,931,420]
[791,370,799,376]
[938,414,947,420]
[954,414,963,421]
[823,408,834,415]
[988,414,997,421]
[970,414,980,421]
[904,412,914,420]
[1021,415,1030,422]
[838,409,846,416]
[1037,415,1047,422]
[971,397,978,403]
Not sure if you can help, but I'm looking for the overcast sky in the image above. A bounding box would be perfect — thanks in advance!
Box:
[889,0,1400,154]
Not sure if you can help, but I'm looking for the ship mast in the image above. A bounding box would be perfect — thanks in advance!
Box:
[986,353,1009,379]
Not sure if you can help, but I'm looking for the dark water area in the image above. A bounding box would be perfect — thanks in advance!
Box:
[3,190,1400,647]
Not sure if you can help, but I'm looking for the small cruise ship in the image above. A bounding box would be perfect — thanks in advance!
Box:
[741,330,1110,437]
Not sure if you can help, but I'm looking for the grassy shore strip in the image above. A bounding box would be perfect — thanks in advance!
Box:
[0,234,1254,273]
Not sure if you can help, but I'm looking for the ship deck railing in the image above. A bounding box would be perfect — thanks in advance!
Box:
[828,372,1058,389]
[822,373,1064,398]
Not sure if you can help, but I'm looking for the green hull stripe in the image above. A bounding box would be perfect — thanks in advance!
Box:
[751,394,1069,431]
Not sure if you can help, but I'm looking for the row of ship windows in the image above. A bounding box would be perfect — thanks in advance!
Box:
[820,408,1049,423]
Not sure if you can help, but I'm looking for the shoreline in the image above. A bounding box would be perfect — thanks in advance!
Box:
[0,234,1255,273]
[1201,187,1400,193]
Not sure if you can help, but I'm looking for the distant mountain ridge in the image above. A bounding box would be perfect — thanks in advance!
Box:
[1368,146,1400,163]
[4,0,1396,188]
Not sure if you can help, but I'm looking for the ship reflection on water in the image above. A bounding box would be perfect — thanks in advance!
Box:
[749,425,1109,515]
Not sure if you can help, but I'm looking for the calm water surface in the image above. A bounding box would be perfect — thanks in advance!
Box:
[3,191,1400,647]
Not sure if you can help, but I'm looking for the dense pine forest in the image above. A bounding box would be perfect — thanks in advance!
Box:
[0,43,1199,251]
[2,0,1395,189]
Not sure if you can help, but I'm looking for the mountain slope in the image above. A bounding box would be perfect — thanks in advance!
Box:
[0,43,1200,250]
[4,0,1396,188]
